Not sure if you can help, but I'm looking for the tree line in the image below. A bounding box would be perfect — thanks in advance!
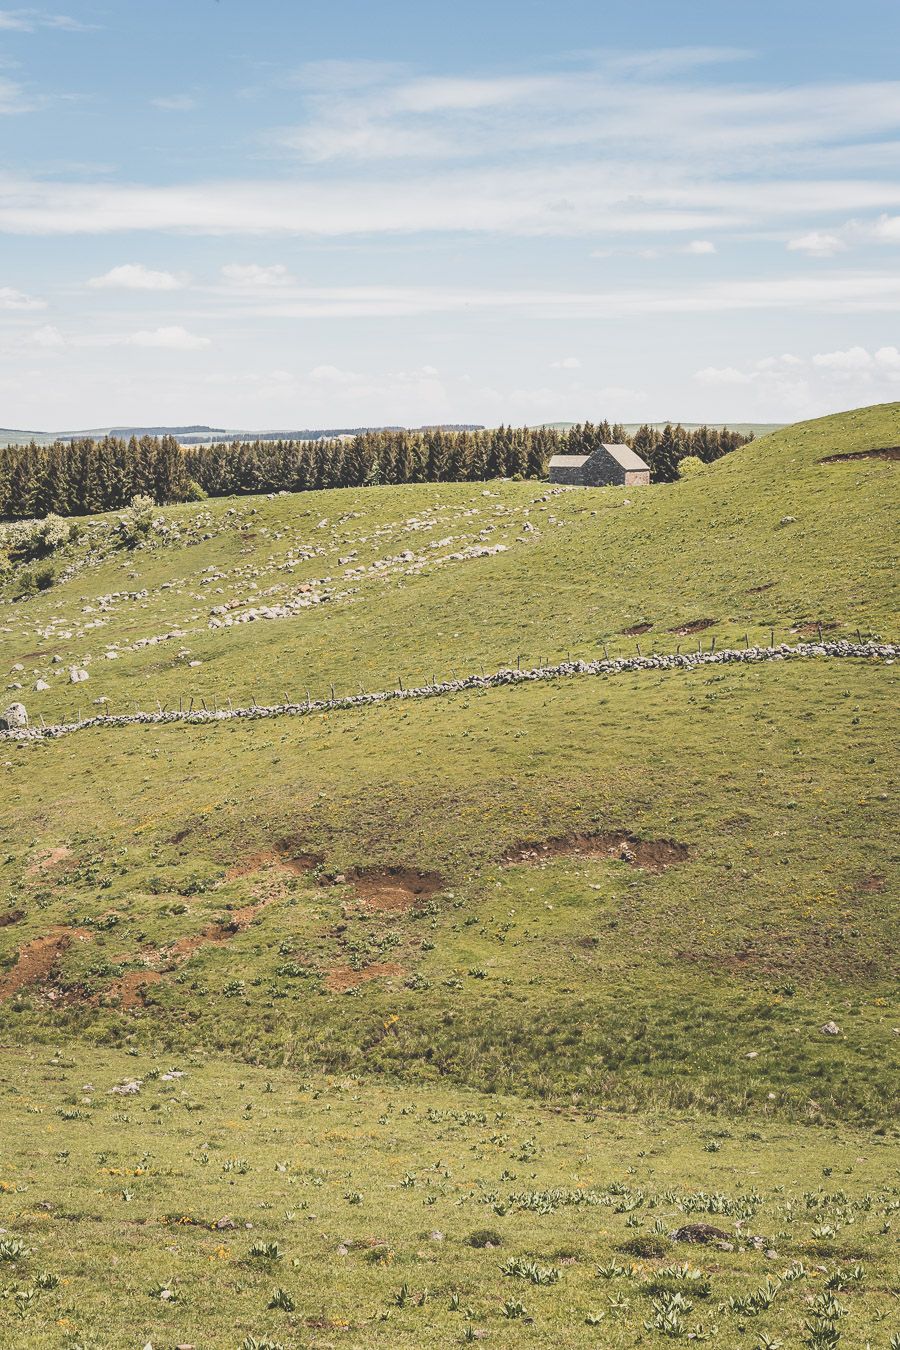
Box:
[0,422,751,520]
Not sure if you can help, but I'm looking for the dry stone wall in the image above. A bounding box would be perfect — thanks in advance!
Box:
[0,640,894,744]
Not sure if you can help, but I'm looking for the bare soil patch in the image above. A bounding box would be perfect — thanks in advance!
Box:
[668,618,717,635]
[857,874,886,894]
[791,621,838,636]
[0,908,25,929]
[104,969,164,1009]
[503,832,689,874]
[0,926,91,1001]
[225,850,320,882]
[622,622,652,636]
[26,845,73,877]
[747,581,774,593]
[818,446,900,463]
[345,867,444,914]
[325,961,404,992]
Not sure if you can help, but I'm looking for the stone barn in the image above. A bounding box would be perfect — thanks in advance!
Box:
[548,443,650,487]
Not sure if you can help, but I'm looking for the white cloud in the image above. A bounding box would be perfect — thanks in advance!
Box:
[693,344,900,421]
[128,326,210,350]
[0,76,38,114]
[811,345,873,371]
[221,262,294,287]
[0,284,45,309]
[684,239,716,254]
[787,230,847,257]
[550,356,581,369]
[29,323,64,345]
[151,95,196,112]
[87,263,185,291]
[874,344,900,371]
[0,9,94,31]
[198,271,900,320]
[870,213,900,242]
[694,366,754,385]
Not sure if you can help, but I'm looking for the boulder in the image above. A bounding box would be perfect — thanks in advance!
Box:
[0,702,28,730]
[821,1021,841,1036]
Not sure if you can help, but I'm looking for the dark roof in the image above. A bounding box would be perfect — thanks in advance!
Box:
[598,443,651,471]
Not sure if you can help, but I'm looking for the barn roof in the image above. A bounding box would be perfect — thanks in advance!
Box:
[599,443,651,471]
[548,453,589,467]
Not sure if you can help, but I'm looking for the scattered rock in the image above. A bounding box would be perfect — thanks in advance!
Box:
[821,1021,841,1036]
[0,703,28,730]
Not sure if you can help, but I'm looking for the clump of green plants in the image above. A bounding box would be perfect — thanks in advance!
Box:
[267,1287,295,1310]
[248,1240,283,1261]
[0,1237,30,1262]
[467,1228,503,1248]
[500,1256,560,1285]
[641,1264,711,1299]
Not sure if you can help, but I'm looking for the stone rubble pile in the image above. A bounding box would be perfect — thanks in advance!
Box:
[1,640,894,743]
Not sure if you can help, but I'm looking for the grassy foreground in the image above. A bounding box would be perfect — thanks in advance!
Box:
[0,403,897,1345]
[1,1048,898,1349]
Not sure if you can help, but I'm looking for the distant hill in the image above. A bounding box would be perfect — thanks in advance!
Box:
[1,423,485,448]
[531,420,785,436]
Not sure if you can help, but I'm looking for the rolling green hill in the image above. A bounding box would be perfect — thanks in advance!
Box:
[0,402,896,1346]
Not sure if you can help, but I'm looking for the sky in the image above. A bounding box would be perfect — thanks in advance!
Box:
[2,0,900,431]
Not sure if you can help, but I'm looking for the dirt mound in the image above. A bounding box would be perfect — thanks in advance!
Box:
[622,622,652,636]
[819,446,900,463]
[673,1223,730,1245]
[0,926,91,1001]
[503,832,689,874]
[325,961,404,992]
[668,618,717,635]
[346,867,444,914]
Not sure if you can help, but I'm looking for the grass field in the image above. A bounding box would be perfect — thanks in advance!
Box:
[0,403,897,1346]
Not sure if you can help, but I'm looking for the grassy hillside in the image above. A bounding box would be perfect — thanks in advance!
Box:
[0,403,896,1346]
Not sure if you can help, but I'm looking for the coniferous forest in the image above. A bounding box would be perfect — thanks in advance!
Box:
[0,422,751,520]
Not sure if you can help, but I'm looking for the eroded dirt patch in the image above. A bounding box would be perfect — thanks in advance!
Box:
[857,874,886,894]
[26,846,73,877]
[0,926,91,1001]
[345,867,444,914]
[0,909,25,929]
[325,961,404,992]
[622,622,652,636]
[818,446,900,463]
[225,850,321,882]
[503,832,690,874]
[668,618,717,635]
[747,581,774,593]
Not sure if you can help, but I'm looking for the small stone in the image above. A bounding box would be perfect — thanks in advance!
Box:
[821,1021,841,1036]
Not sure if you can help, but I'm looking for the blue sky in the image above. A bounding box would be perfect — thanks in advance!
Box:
[2,0,900,430]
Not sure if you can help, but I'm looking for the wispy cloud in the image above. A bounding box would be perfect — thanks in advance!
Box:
[151,94,197,112]
[4,169,900,239]
[0,74,39,113]
[128,325,210,350]
[87,263,186,291]
[0,9,96,32]
[220,262,295,287]
[0,283,45,309]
